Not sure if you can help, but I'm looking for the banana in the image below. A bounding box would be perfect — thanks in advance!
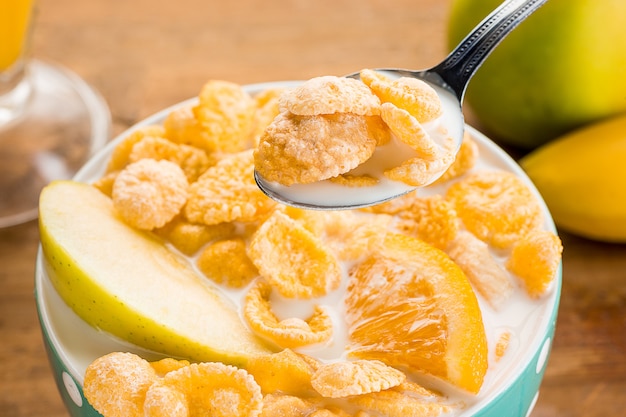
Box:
[520,113,626,242]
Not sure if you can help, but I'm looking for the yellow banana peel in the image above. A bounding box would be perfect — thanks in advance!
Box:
[520,113,626,242]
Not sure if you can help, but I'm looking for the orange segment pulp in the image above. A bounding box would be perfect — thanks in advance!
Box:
[345,233,487,393]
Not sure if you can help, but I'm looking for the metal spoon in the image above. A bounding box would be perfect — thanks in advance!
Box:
[255,0,548,210]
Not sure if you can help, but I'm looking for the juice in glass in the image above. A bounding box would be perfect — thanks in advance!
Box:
[0,0,35,72]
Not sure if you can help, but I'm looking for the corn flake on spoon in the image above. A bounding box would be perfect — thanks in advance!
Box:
[255,0,548,210]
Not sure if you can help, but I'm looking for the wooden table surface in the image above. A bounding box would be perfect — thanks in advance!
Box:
[1,0,624,416]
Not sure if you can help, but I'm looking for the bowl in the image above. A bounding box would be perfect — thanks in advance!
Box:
[35,80,561,417]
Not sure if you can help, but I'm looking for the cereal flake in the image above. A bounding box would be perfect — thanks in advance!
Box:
[245,349,317,395]
[150,358,191,378]
[243,280,333,348]
[311,360,406,398]
[197,238,259,288]
[349,383,453,417]
[279,76,381,116]
[435,131,478,184]
[83,352,158,417]
[360,69,443,123]
[185,150,276,225]
[247,211,341,298]
[192,80,257,153]
[112,159,188,230]
[446,170,544,249]
[161,362,262,417]
[144,383,189,417]
[128,136,213,183]
[380,102,439,160]
[255,112,378,185]
[106,125,166,173]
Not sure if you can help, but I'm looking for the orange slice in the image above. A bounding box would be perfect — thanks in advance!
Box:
[345,233,487,393]
[506,229,563,298]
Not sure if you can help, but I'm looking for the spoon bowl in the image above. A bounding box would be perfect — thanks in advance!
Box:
[255,0,548,210]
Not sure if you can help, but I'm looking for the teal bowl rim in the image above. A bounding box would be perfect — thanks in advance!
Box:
[35,80,562,417]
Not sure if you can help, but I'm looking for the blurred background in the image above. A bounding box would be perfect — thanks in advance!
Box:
[1,0,624,416]
[34,0,451,137]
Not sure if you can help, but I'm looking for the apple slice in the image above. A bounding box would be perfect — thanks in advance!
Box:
[39,180,274,365]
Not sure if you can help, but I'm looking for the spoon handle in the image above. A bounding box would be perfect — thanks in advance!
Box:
[434,0,548,100]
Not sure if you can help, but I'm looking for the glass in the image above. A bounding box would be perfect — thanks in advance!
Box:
[0,0,110,227]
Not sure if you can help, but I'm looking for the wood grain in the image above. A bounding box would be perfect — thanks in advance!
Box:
[1,1,625,416]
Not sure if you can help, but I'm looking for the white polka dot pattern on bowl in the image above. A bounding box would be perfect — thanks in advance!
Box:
[62,371,83,407]
[536,337,552,374]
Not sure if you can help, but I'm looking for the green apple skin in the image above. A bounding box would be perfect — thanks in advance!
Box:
[448,0,626,149]
[39,181,274,366]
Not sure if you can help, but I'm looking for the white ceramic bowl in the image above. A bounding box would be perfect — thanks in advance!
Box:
[35,81,561,417]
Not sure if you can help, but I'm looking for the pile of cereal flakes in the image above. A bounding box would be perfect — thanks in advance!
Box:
[83,73,562,417]
[255,70,455,187]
